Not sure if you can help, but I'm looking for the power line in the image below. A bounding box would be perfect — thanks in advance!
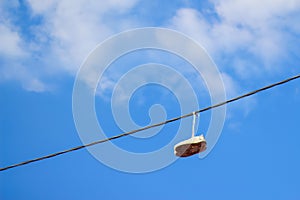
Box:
[1,73,300,172]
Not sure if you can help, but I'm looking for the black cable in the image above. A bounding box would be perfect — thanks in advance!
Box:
[1,74,300,172]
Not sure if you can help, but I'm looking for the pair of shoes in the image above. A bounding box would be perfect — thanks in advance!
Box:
[174,135,207,157]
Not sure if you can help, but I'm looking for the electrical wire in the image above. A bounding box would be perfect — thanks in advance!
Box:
[1,73,300,172]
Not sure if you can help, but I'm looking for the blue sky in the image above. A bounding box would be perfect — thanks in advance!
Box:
[1,0,300,199]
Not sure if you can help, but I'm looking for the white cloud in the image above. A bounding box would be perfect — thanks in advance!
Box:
[0,0,140,91]
[169,1,300,120]
[0,62,47,92]
[1,0,300,94]
[221,72,237,98]
[214,0,300,27]
[0,22,46,92]
[27,0,140,74]
[170,0,300,78]
[0,24,25,57]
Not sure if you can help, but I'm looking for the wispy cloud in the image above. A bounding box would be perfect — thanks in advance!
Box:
[0,0,139,91]
[170,0,300,79]
[167,0,300,120]
[0,24,25,57]
[0,22,46,92]
[27,0,140,73]
[0,0,300,94]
